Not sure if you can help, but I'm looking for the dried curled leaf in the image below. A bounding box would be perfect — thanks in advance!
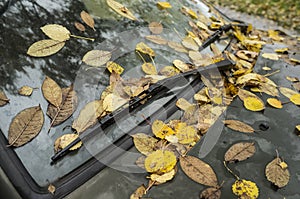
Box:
[27,39,65,57]
[42,76,62,108]
[80,11,95,31]
[200,187,221,199]
[48,184,56,195]
[74,22,86,32]
[180,155,218,187]
[232,179,259,198]
[18,86,34,96]
[243,97,265,112]
[136,42,155,57]
[145,35,168,45]
[224,142,256,163]
[47,85,78,126]
[82,50,112,67]
[54,133,82,152]
[130,185,146,199]
[0,91,10,106]
[142,63,157,75]
[152,120,175,139]
[265,157,290,188]
[224,120,255,133]
[149,22,163,34]
[40,24,71,42]
[72,100,104,133]
[290,93,300,105]
[8,105,44,147]
[150,169,176,184]
[106,0,137,20]
[267,98,283,109]
[144,150,177,174]
[132,133,158,156]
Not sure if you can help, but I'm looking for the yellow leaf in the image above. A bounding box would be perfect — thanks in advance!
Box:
[232,179,259,198]
[290,57,300,64]
[173,59,189,72]
[18,86,34,96]
[262,53,280,60]
[136,42,155,57]
[268,30,284,41]
[243,97,265,111]
[279,161,288,170]
[262,66,272,71]
[42,76,62,107]
[27,39,65,57]
[144,150,177,173]
[106,0,137,20]
[296,125,300,131]
[132,133,158,156]
[286,76,299,82]
[103,93,127,112]
[150,169,176,184]
[151,120,175,139]
[181,7,197,19]
[267,98,283,109]
[54,133,82,152]
[80,11,96,31]
[82,50,112,67]
[290,93,300,105]
[157,2,172,9]
[175,122,199,145]
[106,61,124,74]
[40,24,70,42]
[275,47,288,53]
[142,63,157,75]
[176,98,193,111]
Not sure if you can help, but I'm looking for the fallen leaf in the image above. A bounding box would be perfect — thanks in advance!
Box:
[106,61,124,74]
[224,120,255,133]
[8,105,44,147]
[279,87,298,98]
[165,135,179,144]
[42,76,62,108]
[268,30,284,41]
[132,133,158,156]
[74,22,86,32]
[182,36,198,51]
[275,47,288,53]
[142,63,157,75]
[18,86,34,96]
[173,59,189,72]
[262,66,272,71]
[286,76,299,82]
[80,11,95,31]
[180,156,218,187]
[159,66,180,77]
[0,91,10,106]
[54,133,82,152]
[135,155,146,169]
[130,185,146,199]
[290,57,300,64]
[224,142,256,163]
[27,39,65,57]
[103,93,127,112]
[136,42,155,57]
[145,35,168,45]
[267,98,283,109]
[40,24,71,41]
[168,41,188,53]
[144,150,177,174]
[231,179,259,198]
[47,85,78,126]
[296,125,300,132]
[199,187,221,199]
[181,7,198,19]
[243,97,265,111]
[290,93,300,105]
[82,50,112,67]
[210,43,221,56]
[262,53,279,60]
[149,22,163,34]
[175,122,199,145]
[150,169,176,184]
[293,82,300,91]
[48,184,56,195]
[176,98,193,111]
[265,157,290,188]
[106,0,137,20]
[157,2,172,9]
[72,100,104,133]
[152,120,175,139]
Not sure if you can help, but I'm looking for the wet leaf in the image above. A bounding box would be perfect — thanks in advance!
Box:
[40,24,70,42]
[290,93,300,105]
[243,97,265,111]
[279,87,298,98]
[200,187,221,199]
[150,169,176,184]
[267,98,283,109]
[48,184,56,195]
[54,133,82,152]
[224,120,255,133]
[106,61,124,74]
[82,50,112,67]
[262,53,279,60]
[149,22,163,34]
[18,86,34,96]
[42,76,62,108]
[27,39,65,57]
[231,179,259,198]
[80,10,95,31]
[145,35,168,45]
[74,22,86,32]
[132,133,158,156]
[265,157,290,188]
[103,93,127,112]
[224,142,256,162]
[182,36,198,51]
[136,42,155,57]
[106,0,137,21]
[144,150,177,174]
[0,91,10,106]
[47,85,78,126]
[72,100,104,133]
[142,63,157,75]
[180,155,218,187]
[152,120,175,139]
[175,122,199,145]
[173,59,189,72]
[8,105,44,147]
[168,41,188,53]
[130,185,146,199]
[157,2,172,9]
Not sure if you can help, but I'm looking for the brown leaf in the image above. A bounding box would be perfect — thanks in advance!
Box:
[149,22,163,34]
[224,142,256,163]
[82,50,112,67]
[106,0,137,21]
[130,185,146,199]
[265,157,290,188]
[8,105,44,147]
[42,76,62,108]
[0,91,9,106]
[18,86,34,96]
[145,35,168,45]
[27,39,65,57]
[200,187,221,199]
[180,155,218,187]
[74,22,86,32]
[132,133,158,156]
[72,100,104,134]
[135,155,146,169]
[224,120,254,133]
[47,85,78,126]
[80,11,95,31]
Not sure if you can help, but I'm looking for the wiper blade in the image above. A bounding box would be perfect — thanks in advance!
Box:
[51,59,235,163]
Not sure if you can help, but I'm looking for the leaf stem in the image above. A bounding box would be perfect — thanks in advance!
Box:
[223,161,240,180]
[264,69,280,77]
[70,34,95,41]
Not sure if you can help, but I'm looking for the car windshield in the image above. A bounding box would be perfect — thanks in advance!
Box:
[0,0,231,187]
